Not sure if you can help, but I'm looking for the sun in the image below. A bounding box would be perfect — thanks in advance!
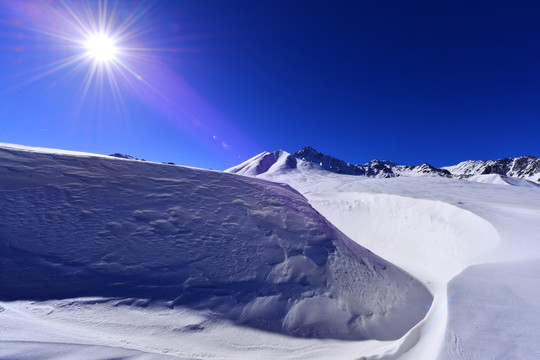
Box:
[85,33,118,63]
[5,0,170,114]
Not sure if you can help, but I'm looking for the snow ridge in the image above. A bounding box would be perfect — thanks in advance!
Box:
[0,144,431,342]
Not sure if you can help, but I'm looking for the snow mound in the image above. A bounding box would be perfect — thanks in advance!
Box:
[0,144,431,341]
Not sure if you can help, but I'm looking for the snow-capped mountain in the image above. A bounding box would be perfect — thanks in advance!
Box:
[443,155,540,183]
[293,146,452,178]
[228,146,540,185]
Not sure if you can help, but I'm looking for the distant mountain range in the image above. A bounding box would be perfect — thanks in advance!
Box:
[227,146,540,186]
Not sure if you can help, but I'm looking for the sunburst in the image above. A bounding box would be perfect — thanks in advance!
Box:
[3,0,161,116]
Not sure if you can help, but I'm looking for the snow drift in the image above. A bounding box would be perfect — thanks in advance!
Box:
[0,143,431,341]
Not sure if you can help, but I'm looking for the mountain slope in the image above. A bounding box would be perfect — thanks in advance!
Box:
[0,143,431,345]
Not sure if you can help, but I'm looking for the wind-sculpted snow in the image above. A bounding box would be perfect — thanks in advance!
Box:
[0,144,432,341]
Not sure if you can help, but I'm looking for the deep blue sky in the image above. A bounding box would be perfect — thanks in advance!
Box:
[1,0,539,169]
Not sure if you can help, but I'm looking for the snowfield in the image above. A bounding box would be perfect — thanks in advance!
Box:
[1,144,539,359]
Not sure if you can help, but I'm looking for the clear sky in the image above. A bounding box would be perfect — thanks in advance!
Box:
[1,0,539,170]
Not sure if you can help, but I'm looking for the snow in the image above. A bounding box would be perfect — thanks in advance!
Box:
[305,192,499,290]
[443,156,540,184]
[237,147,540,184]
[464,174,539,187]
[441,259,540,359]
[227,150,540,359]
[0,143,431,359]
[2,143,540,359]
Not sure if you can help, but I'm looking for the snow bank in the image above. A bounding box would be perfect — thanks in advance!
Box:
[0,144,431,342]
[307,192,499,289]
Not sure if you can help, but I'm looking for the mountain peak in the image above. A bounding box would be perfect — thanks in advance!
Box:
[226,150,296,176]
[294,146,323,158]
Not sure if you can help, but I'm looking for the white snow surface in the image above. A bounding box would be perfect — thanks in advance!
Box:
[226,150,540,359]
[0,143,433,359]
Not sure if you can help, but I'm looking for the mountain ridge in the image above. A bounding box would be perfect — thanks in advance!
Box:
[227,146,540,185]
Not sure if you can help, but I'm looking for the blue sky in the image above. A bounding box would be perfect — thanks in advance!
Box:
[1,0,539,170]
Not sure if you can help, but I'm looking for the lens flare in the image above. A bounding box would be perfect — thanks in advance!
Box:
[0,0,158,114]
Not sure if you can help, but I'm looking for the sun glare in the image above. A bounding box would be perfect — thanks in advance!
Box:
[6,0,177,119]
[85,33,117,63]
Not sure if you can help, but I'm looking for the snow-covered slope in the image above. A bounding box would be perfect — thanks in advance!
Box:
[0,143,432,359]
[228,149,540,359]
[464,173,540,187]
[225,149,297,176]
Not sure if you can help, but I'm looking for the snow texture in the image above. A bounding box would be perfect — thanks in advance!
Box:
[0,143,431,359]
